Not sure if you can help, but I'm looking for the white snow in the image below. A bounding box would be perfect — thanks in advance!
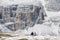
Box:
[0,0,41,7]
[27,24,58,36]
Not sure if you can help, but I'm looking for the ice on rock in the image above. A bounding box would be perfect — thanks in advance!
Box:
[0,24,12,33]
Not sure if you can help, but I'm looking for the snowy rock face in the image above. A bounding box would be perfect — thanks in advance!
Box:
[0,0,60,37]
[45,0,60,11]
[0,0,47,32]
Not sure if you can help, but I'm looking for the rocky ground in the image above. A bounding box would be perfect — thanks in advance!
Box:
[0,36,60,40]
